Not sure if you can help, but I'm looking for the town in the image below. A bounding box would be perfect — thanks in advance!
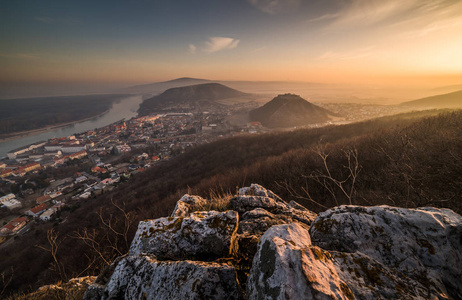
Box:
[0,101,413,245]
[0,110,267,244]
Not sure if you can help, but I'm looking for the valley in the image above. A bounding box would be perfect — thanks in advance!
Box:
[0,81,461,298]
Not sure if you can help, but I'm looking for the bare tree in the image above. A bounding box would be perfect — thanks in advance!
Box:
[0,267,14,298]
[308,147,361,205]
[276,179,329,210]
[73,198,135,275]
[280,146,361,208]
[36,229,67,281]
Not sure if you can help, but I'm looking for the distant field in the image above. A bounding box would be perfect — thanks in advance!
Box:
[0,94,125,138]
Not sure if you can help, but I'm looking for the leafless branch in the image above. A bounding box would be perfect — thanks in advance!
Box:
[36,229,67,281]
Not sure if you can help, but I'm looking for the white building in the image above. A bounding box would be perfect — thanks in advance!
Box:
[61,145,86,153]
[8,141,47,159]
[0,193,16,203]
[40,208,57,221]
[1,199,22,210]
[75,176,88,184]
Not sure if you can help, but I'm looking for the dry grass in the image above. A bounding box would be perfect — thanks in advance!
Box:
[202,187,235,212]
[7,277,95,300]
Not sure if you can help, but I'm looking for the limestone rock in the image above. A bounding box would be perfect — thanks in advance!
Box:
[86,255,241,299]
[247,223,321,299]
[247,223,439,300]
[238,208,292,235]
[310,205,462,298]
[231,184,316,225]
[230,195,287,214]
[130,210,239,260]
[239,184,284,202]
[171,194,208,217]
[237,208,294,258]
[285,205,317,226]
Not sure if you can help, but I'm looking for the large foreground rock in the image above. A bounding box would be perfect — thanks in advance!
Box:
[247,223,443,299]
[84,255,241,300]
[310,205,462,298]
[130,210,239,260]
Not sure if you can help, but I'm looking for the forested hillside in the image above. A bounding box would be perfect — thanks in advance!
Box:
[0,95,123,137]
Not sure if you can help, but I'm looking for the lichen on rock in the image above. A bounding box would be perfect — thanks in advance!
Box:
[83,185,462,300]
[310,205,462,298]
[230,184,316,226]
[130,210,239,260]
[247,222,447,299]
[85,256,241,300]
[170,194,208,217]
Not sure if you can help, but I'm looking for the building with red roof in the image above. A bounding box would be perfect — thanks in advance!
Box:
[0,216,28,235]
[26,203,48,217]
[36,195,51,204]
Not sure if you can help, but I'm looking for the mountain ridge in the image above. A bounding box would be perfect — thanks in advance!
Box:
[138,83,249,115]
[401,89,462,108]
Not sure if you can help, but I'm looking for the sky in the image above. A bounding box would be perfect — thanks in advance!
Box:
[1,0,462,90]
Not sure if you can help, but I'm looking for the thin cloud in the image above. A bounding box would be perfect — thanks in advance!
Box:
[188,44,197,54]
[328,0,462,29]
[306,13,339,23]
[318,47,376,61]
[248,0,300,15]
[402,19,462,38]
[203,37,240,54]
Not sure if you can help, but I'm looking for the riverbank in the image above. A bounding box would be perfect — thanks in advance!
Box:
[0,109,111,143]
[0,95,144,158]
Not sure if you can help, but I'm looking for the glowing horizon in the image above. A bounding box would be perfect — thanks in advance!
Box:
[1,0,462,90]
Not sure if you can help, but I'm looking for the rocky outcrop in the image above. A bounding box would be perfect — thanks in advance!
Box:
[130,210,239,260]
[231,184,317,261]
[238,184,285,201]
[95,256,240,300]
[84,185,462,300]
[310,205,462,299]
[247,223,436,299]
[85,184,314,299]
[237,208,294,259]
[230,184,317,225]
[171,194,208,217]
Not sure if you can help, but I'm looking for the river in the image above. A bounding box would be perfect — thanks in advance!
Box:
[0,95,144,158]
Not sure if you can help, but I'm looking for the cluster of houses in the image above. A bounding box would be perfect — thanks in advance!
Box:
[0,110,258,241]
[1,111,244,181]
[0,150,88,179]
[0,192,64,236]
